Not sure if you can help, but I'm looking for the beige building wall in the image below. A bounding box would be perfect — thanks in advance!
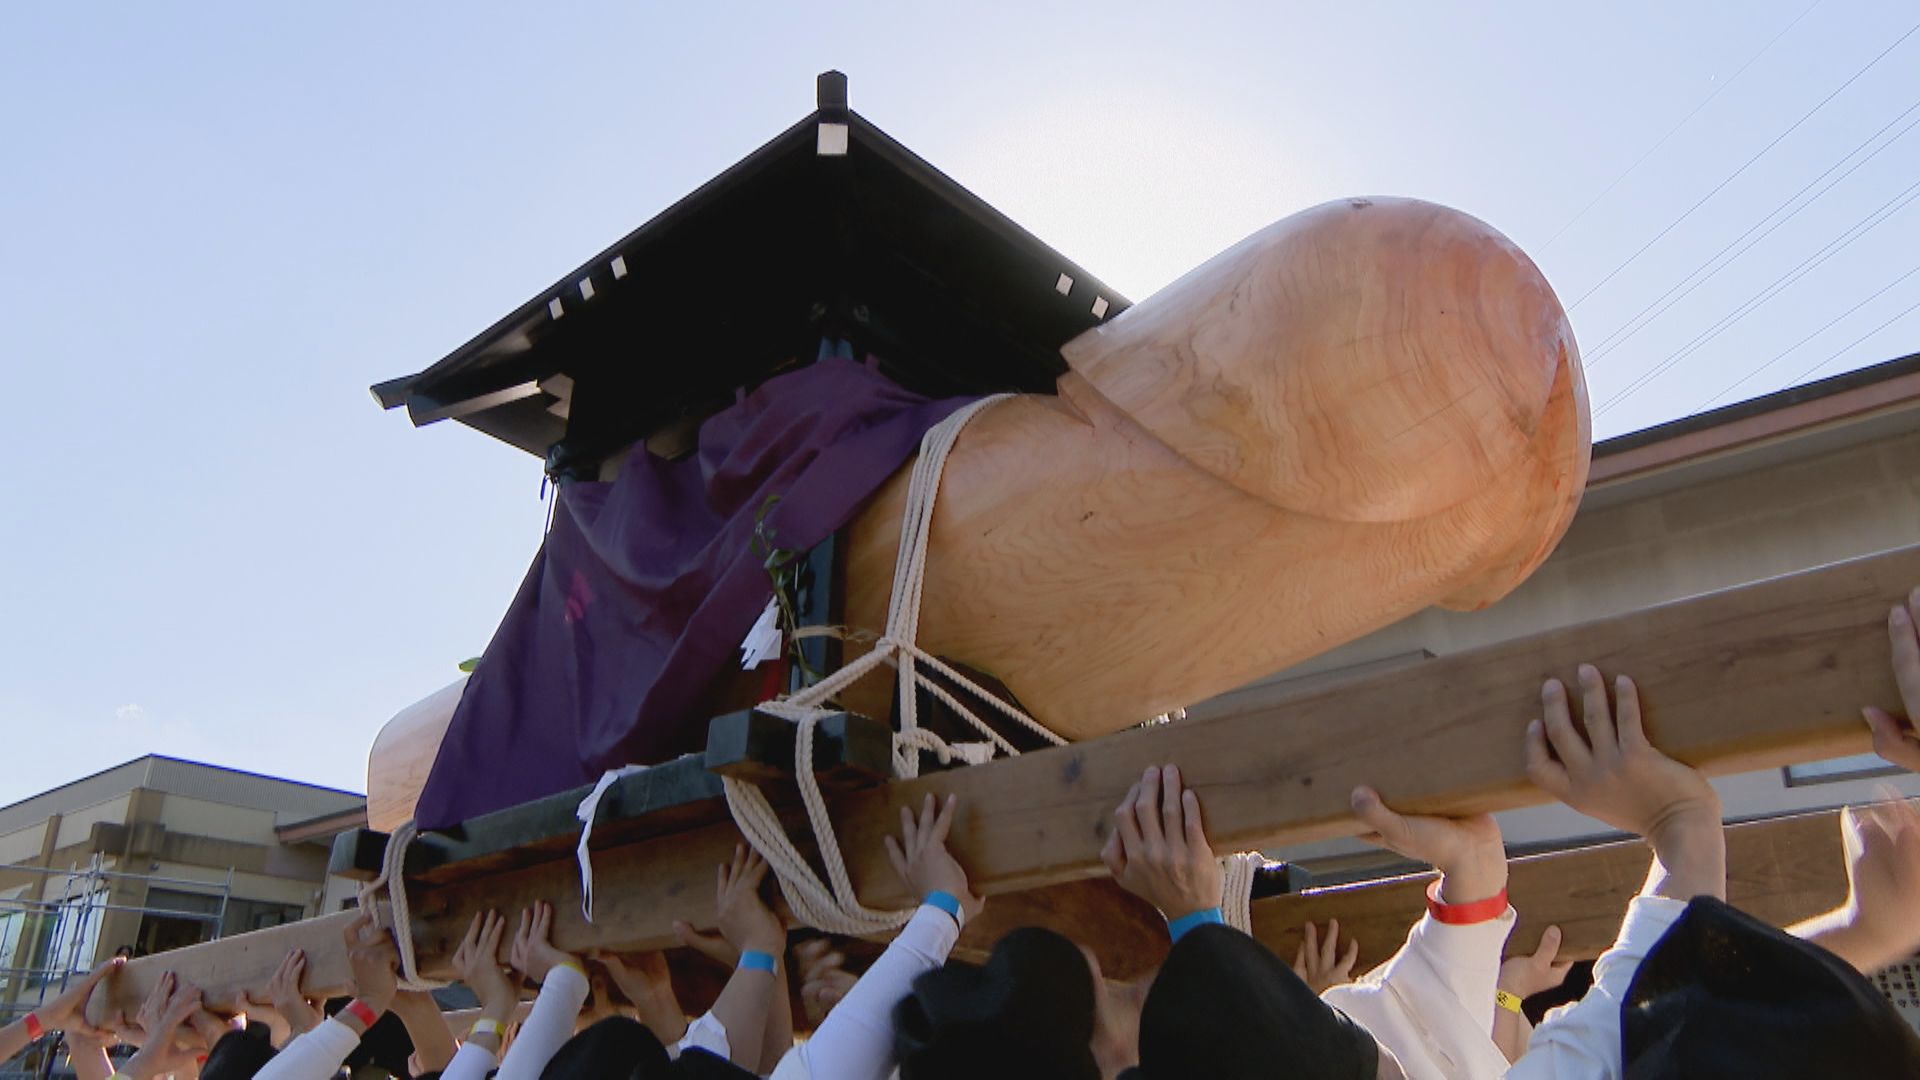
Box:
[0,758,364,981]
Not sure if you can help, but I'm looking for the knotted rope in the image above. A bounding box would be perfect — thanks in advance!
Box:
[722,395,1074,935]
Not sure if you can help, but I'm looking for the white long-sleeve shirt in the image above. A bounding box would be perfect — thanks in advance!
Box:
[1504,896,1687,1080]
[254,1016,362,1080]
[438,1038,500,1080]
[495,964,593,1080]
[770,904,961,1080]
[1323,906,1517,1080]
[437,1003,727,1080]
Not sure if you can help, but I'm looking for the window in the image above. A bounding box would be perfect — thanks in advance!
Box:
[222,898,304,937]
[137,889,221,957]
[1783,753,1904,787]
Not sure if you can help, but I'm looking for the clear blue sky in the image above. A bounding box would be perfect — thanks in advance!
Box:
[2,2,1916,806]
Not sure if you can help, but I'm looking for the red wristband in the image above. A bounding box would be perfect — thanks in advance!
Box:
[1425,880,1509,925]
[22,1013,43,1040]
[342,999,380,1029]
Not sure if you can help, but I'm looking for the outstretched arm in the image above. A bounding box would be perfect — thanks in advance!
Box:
[772,793,977,1080]
[1510,667,1726,1079]
[1790,798,1920,974]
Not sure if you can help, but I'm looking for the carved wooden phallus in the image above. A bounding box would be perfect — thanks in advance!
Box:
[368,196,1589,827]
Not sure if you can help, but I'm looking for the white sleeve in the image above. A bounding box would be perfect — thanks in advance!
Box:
[770,905,960,1080]
[437,1039,499,1080]
[1505,897,1688,1080]
[254,1017,363,1080]
[495,965,593,1080]
[1322,908,1515,1080]
[674,1011,730,1061]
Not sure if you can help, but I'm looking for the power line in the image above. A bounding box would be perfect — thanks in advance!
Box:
[1583,96,1920,366]
[1781,291,1920,386]
[1566,18,1920,312]
[1593,177,1920,417]
[1540,0,1824,249]
[1694,264,1920,410]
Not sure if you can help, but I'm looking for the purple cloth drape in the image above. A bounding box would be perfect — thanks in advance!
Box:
[414,358,976,828]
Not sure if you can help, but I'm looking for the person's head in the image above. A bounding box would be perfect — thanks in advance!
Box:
[541,1016,670,1080]
[540,1017,758,1080]
[1623,897,1920,1078]
[198,1024,279,1080]
[1123,924,1399,1080]
[895,927,1106,1080]
[898,925,1395,1080]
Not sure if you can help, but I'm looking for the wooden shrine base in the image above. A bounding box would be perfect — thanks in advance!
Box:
[86,544,1918,1023]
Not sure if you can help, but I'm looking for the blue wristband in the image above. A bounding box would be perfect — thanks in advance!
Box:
[1166,907,1225,943]
[738,950,777,973]
[923,890,964,927]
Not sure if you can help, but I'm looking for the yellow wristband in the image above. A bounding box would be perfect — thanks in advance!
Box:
[468,1018,505,1040]
[1495,989,1525,1015]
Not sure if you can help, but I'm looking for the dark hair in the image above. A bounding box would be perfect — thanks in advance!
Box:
[894,927,1101,1080]
[198,1024,278,1080]
[1623,897,1920,1078]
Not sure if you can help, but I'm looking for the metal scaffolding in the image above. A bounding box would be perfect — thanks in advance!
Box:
[0,857,233,1080]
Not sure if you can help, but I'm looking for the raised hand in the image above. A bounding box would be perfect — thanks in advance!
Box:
[344,911,400,1015]
[31,956,123,1038]
[452,911,517,1018]
[1525,666,1725,901]
[884,794,983,921]
[265,947,320,1038]
[1351,785,1507,904]
[793,938,857,1026]
[1526,667,1721,843]
[713,845,786,956]
[1838,798,1920,970]
[1100,764,1223,918]
[1863,589,1920,773]
[509,900,580,985]
[594,950,686,1044]
[122,974,203,1080]
[1500,925,1573,1000]
[1291,920,1360,994]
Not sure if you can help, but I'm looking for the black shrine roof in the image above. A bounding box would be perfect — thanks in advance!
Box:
[372,72,1129,475]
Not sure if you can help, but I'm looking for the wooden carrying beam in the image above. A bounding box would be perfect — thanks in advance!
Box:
[89,544,1917,1021]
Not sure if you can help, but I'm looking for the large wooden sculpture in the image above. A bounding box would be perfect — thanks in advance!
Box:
[368,195,1588,827]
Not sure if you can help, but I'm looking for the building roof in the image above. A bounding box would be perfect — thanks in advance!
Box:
[373,71,1127,477]
[0,755,365,838]
[1585,348,1920,507]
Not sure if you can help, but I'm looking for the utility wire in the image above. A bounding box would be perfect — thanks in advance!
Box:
[1584,97,1920,366]
[1695,264,1920,410]
[1594,177,1920,416]
[1567,18,1920,312]
[1781,292,1920,386]
[1541,0,1824,249]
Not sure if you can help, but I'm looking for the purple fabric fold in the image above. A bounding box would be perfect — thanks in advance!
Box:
[414,358,976,828]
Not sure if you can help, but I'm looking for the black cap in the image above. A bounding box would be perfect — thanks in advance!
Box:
[1125,923,1378,1080]
[1623,896,1920,1078]
[894,926,1102,1080]
[199,1024,278,1080]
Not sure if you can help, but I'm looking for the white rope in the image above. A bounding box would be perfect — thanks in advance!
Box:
[723,395,1074,934]
[1221,851,1265,933]
[357,821,449,991]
